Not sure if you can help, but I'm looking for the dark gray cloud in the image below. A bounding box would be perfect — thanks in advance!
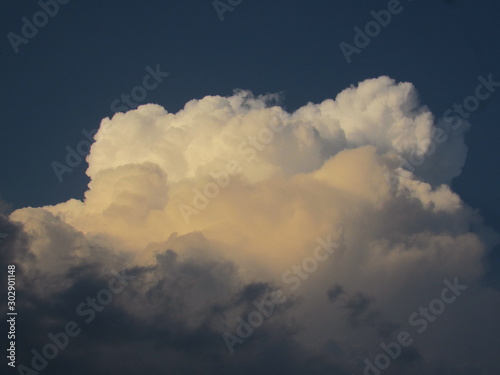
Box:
[0,216,493,375]
[327,284,345,303]
[0,236,346,375]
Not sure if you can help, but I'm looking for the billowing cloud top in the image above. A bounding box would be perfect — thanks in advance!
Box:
[2,77,499,375]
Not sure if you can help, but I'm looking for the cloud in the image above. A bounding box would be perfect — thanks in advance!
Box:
[327,284,345,303]
[2,76,500,374]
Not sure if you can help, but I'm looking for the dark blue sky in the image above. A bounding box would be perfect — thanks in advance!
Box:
[1,0,499,232]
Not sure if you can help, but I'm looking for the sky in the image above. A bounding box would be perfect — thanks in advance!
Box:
[1,0,500,374]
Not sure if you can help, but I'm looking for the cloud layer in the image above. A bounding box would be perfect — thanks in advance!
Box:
[2,76,499,375]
